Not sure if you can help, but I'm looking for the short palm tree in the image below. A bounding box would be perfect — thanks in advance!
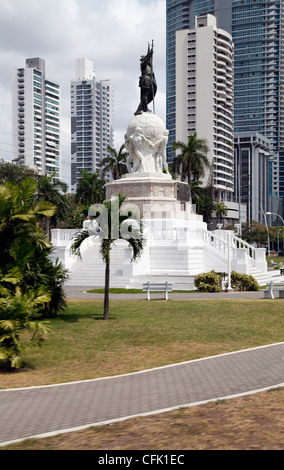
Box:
[75,170,105,207]
[0,177,68,319]
[172,133,210,201]
[101,145,128,180]
[71,195,145,320]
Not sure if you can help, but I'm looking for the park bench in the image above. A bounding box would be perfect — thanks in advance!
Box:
[143,282,173,300]
[263,281,284,299]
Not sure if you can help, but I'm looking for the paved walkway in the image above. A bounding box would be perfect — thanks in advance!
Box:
[64,285,265,300]
[1,343,283,446]
[1,288,283,447]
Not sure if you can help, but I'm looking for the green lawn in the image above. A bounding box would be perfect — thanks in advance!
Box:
[267,255,284,268]
[86,288,195,293]
[1,298,283,390]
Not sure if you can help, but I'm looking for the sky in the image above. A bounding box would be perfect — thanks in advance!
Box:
[0,0,166,187]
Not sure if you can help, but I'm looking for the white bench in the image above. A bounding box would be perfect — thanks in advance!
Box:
[263,281,284,299]
[143,282,173,300]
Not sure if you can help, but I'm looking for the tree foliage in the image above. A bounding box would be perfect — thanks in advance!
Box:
[35,173,72,237]
[171,133,210,200]
[71,194,145,320]
[0,159,40,184]
[75,170,106,206]
[100,145,128,180]
[0,178,69,369]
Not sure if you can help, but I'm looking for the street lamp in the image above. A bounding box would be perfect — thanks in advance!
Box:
[266,212,284,254]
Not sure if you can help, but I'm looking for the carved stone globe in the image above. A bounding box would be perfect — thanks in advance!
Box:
[126,111,167,141]
[125,112,169,175]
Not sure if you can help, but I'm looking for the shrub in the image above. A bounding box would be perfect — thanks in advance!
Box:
[194,271,222,292]
[231,271,259,291]
[0,286,50,369]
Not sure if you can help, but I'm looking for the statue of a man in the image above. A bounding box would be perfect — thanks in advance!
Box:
[135,41,157,115]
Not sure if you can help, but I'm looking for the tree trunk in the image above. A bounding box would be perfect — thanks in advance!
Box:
[104,259,110,320]
[45,216,51,240]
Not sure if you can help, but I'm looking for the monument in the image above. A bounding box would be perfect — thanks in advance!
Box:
[50,43,268,289]
[105,42,198,221]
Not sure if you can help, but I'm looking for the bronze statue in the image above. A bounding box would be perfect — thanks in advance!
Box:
[135,41,157,115]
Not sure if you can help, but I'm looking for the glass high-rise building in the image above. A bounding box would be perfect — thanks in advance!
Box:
[70,59,114,193]
[167,0,283,201]
[12,58,61,178]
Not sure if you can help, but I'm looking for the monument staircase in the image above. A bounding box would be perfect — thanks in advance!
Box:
[51,226,274,289]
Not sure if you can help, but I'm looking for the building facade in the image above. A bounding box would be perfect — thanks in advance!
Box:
[166,0,232,163]
[70,59,114,194]
[176,14,234,201]
[234,132,271,225]
[12,58,61,178]
[167,0,283,214]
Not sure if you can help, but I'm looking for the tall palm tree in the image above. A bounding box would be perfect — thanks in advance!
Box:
[191,180,204,205]
[100,145,128,180]
[36,173,72,238]
[171,133,210,201]
[71,195,145,320]
[75,170,105,207]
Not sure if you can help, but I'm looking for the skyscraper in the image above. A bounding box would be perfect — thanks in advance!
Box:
[167,0,283,212]
[166,0,231,163]
[176,14,234,199]
[70,59,114,194]
[12,58,61,178]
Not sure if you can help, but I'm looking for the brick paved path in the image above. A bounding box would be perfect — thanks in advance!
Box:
[1,343,283,446]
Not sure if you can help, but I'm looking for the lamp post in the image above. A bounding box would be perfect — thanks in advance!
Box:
[266,212,284,255]
[260,207,270,256]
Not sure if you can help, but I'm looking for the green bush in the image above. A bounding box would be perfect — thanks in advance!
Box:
[231,271,259,291]
[0,286,50,369]
[194,271,222,292]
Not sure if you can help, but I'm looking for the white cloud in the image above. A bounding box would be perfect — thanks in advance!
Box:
[0,0,166,186]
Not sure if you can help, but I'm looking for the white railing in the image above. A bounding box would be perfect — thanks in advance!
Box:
[212,230,267,273]
[51,229,79,246]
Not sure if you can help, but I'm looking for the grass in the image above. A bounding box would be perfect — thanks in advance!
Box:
[1,298,284,450]
[267,255,284,268]
[86,288,195,293]
[1,298,283,390]
[2,387,283,450]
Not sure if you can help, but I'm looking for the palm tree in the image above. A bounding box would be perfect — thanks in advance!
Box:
[75,170,105,207]
[215,200,228,225]
[71,195,145,320]
[36,173,72,238]
[0,178,55,277]
[100,145,128,180]
[171,133,210,201]
[0,177,69,319]
[191,181,204,205]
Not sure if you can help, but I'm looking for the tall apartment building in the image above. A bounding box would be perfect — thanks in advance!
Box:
[234,132,270,225]
[70,58,114,194]
[166,0,231,163]
[12,58,60,178]
[167,0,283,220]
[176,14,234,200]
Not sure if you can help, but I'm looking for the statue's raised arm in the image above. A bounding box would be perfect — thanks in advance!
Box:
[135,41,157,115]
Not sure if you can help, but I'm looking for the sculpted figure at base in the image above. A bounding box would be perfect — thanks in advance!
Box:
[125,126,169,175]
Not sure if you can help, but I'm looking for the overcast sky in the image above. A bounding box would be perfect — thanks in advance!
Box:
[0,0,166,186]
